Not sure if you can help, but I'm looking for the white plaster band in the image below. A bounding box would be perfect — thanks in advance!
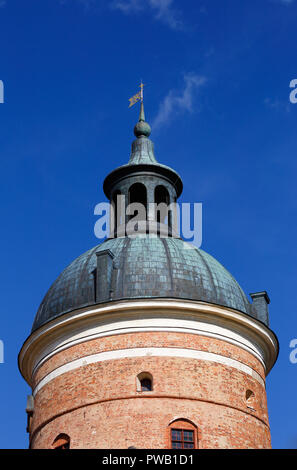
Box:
[19,299,278,387]
[33,346,264,396]
[31,321,265,379]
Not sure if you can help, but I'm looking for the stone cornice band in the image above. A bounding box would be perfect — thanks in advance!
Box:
[18,299,279,388]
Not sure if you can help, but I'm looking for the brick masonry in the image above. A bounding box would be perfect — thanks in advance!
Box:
[29,331,271,449]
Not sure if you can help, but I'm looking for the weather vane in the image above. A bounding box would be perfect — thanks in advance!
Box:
[128,81,144,108]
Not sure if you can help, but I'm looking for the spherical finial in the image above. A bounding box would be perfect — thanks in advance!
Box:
[134,101,151,138]
[134,120,151,138]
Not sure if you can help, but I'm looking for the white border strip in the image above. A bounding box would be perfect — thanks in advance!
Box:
[33,347,264,396]
[19,299,278,386]
[31,321,265,378]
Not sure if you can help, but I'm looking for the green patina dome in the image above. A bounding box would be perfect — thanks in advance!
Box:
[32,235,255,332]
[31,100,264,333]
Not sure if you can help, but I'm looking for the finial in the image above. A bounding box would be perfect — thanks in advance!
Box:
[134,81,151,138]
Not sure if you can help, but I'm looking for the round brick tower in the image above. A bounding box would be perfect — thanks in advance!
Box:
[19,100,278,449]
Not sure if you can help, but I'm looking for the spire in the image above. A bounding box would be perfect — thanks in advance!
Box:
[134,101,151,139]
[103,87,183,201]
[139,100,145,121]
[129,81,151,139]
[129,100,156,164]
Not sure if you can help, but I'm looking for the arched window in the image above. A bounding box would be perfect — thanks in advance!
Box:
[154,185,170,225]
[52,433,70,450]
[168,419,198,449]
[128,183,147,221]
[155,185,170,206]
[136,372,153,392]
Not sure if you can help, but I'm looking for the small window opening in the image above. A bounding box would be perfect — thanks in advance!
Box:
[141,378,152,391]
[246,389,255,408]
[136,372,153,392]
[52,434,70,450]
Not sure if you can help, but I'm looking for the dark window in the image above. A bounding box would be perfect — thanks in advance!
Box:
[154,185,170,225]
[137,372,153,392]
[246,389,255,408]
[155,185,170,206]
[140,378,152,391]
[246,389,254,401]
[52,434,70,450]
[54,441,70,450]
[128,183,147,222]
[171,429,194,449]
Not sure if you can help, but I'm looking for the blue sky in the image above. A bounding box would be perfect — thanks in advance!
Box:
[0,0,296,449]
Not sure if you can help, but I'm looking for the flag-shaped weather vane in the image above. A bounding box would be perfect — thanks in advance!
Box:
[129,81,144,107]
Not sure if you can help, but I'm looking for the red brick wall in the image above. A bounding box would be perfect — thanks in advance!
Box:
[29,332,271,449]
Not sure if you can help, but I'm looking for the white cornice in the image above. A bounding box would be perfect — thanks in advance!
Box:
[18,299,278,387]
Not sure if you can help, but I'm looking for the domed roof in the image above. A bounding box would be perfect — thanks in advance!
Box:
[32,235,254,332]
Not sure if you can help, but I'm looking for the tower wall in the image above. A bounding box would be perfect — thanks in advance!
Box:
[19,104,278,450]
[19,300,278,449]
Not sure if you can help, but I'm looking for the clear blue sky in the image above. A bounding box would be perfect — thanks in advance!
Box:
[0,0,296,449]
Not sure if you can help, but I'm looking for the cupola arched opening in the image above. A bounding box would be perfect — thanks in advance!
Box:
[128,183,147,222]
[154,185,171,227]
